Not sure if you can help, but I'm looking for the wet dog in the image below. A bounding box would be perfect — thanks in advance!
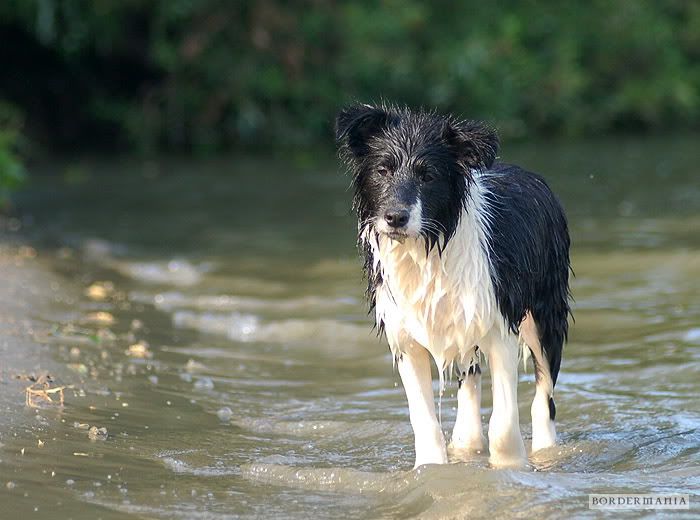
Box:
[336,104,571,468]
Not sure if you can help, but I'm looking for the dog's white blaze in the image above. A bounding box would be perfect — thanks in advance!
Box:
[406,198,422,236]
[364,174,529,466]
[369,177,499,370]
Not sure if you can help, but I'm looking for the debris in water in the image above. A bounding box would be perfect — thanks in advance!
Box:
[217,407,233,422]
[85,281,114,301]
[126,341,152,359]
[37,439,44,448]
[88,426,108,441]
[83,311,115,326]
[24,373,65,408]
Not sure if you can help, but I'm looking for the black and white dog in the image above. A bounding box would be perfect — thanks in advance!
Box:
[336,104,571,468]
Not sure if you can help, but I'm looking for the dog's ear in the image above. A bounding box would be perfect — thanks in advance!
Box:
[443,120,499,170]
[336,104,391,158]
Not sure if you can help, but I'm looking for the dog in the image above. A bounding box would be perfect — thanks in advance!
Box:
[335,103,571,468]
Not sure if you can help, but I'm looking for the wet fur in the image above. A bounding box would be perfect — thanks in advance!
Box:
[336,103,571,465]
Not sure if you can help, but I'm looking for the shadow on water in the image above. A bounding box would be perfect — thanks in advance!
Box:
[1,135,699,518]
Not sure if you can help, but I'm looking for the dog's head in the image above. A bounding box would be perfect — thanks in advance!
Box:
[336,103,498,249]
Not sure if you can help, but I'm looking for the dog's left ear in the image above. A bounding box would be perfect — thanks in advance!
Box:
[443,120,499,170]
[335,104,392,158]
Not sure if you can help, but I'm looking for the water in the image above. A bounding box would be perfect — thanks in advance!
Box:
[1,137,698,518]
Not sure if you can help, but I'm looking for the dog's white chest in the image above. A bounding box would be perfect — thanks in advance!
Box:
[367,211,499,368]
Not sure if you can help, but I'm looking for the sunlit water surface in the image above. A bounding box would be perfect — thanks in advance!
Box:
[1,137,698,518]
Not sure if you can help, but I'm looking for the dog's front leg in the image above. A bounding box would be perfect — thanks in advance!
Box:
[397,346,448,468]
[485,337,527,468]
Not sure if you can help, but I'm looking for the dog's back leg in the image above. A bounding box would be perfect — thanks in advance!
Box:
[450,347,485,452]
[397,343,448,467]
[520,312,558,452]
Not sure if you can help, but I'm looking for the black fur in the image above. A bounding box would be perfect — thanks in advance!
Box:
[336,103,571,389]
[467,364,482,376]
[549,397,557,421]
[480,164,571,385]
[457,364,481,389]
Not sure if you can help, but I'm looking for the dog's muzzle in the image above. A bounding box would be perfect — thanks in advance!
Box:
[379,204,420,242]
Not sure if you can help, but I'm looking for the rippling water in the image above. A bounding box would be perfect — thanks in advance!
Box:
[1,137,698,518]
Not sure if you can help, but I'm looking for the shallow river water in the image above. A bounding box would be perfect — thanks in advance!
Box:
[1,137,699,519]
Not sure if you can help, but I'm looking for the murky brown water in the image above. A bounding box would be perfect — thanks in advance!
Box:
[1,137,699,518]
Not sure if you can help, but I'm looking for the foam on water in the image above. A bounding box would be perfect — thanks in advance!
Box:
[233,418,405,441]
[130,291,358,313]
[113,259,211,286]
[171,310,371,346]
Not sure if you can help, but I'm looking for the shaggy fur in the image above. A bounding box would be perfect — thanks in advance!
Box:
[336,103,571,468]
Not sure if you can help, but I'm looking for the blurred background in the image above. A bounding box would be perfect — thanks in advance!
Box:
[1,2,699,519]
[2,0,700,191]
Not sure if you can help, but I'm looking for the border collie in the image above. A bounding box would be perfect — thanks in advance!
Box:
[336,104,571,468]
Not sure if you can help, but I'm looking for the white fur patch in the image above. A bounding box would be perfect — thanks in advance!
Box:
[365,176,502,374]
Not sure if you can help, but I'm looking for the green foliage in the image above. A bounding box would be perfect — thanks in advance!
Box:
[1,0,699,155]
[0,102,26,206]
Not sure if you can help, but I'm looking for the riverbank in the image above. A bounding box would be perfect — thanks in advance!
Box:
[0,224,74,429]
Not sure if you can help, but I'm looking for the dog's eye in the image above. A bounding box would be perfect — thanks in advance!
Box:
[377,166,390,176]
[420,171,435,183]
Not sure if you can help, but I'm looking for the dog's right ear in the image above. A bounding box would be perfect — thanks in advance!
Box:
[335,104,390,158]
[443,119,499,171]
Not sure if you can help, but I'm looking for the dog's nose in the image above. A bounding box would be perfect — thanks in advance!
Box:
[385,208,410,228]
